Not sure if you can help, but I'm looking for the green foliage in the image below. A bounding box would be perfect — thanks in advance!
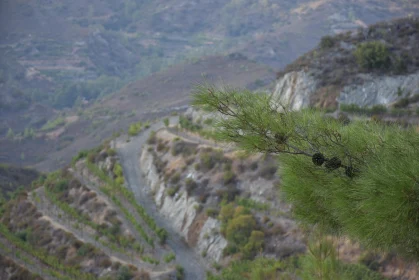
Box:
[242,231,264,259]
[185,178,198,194]
[147,131,157,144]
[179,115,202,131]
[128,121,142,136]
[163,252,176,263]
[170,172,181,184]
[52,76,123,109]
[199,149,225,171]
[320,36,335,49]
[226,214,256,247]
[206,208,219,218]
[223,170,236,185]
[192,84,419,260]
[235,198,269,211]
[340,103,387,115]
[166,185,180,197]
[23,127,35,139]
[16,229,31,242]
[163,117,170,127]
[76,244,92,257]
[0,223,97,280]
[176,265,185,280]
[117,266,133,280]
[171,141,196,157]
[86,161,163,246]
[6,127,14,139]
[41,117,65,131]
[72,150,89,165]
[354,41,391,70]
[299,236,384,280]
[207,257,287,280]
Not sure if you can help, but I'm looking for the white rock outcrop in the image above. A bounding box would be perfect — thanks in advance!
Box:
[338,72,419,107]
[271,70,318,111]
[272,70,419,109]
[140,147,227,262]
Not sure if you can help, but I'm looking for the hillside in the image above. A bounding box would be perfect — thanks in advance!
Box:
[0,141,181,279]
[273,17,419,122]
[0,54,273,171]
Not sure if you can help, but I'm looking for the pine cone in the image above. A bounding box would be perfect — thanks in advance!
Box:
[274,133,287,144]
[324,157,341,170]
[312,153,325,166]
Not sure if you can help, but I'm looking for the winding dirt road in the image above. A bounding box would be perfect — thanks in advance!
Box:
[115,117,207,280]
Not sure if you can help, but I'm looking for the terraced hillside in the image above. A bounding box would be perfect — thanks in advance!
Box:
[132,110,419,279]
[0,141,186,279]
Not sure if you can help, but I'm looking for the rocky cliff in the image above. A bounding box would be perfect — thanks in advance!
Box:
[140,145,227,262]
[272,17,419,111]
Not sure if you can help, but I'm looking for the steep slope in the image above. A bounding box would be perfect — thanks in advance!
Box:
[272,17,419,116]
[0,149,180,279]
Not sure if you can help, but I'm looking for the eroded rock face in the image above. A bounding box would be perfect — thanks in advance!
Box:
[272,70,419,109]
[338,72,419,107]
[140,147,227,262]
[271,70,318,111]
[197,218,227,262]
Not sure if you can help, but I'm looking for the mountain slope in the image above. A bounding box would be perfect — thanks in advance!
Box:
[272,17,419,114]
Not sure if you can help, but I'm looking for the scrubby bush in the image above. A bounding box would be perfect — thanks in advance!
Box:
[258,165,277,180]
[242,231,265,259]
[179,115,202,131]
[166,185,180,197]
[117,266,133,280]
[320,35,335,49]
[128,121,142,136]
[176,265,184,280]
[206,208,219,218]
[164,253,176,263]
[199,149,225,171]
[226,215,256,246]
[223,170,236,185]
[354,41,391,70]
[185,178,198,195]
[147,131,157,144]
[163,118,169,127]
[170,172,181,184]
[171,141,196,157]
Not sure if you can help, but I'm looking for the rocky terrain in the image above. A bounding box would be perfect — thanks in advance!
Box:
[0,140,184,279]
[273,17,419,113]
[3,11,419,279]
[2,1,419,169]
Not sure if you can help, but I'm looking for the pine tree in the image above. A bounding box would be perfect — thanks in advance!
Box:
[6,127,14,139]
[192,84,419,260]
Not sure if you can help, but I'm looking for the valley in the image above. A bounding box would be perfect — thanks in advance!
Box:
[2,2,419,279]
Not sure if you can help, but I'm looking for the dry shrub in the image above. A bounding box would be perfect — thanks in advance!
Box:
[100,257,113,268]
[134,269,151,280]
[264,224,285,237]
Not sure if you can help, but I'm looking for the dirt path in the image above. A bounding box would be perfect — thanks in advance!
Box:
[116,117,208,280]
